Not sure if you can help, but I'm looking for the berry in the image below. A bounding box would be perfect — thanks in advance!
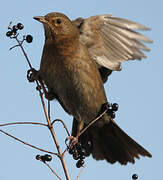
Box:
[68,148,74,155]
[44,154,52,162]
[40,155,46,162]
[26,35,33,43]
[73,153,80,160]
[76,159,84,168]
[112,103,119,112]
[132,174,138,180]
[40,154,52,162]
[17,23,24,30]
[36,155,41,160]
[6,31,13,37]
[76,142,82,149]
[87,140,92,148]
[79,148,86,156]
[79,155,85,160]
[111,112,115,119]
[12,25,18,33]
[101,102,111,112]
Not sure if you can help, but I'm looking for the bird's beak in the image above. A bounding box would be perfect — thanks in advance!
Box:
[33,16,47,23]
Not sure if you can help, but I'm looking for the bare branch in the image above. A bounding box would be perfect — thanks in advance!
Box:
[79,109,108,136]
[52,119,71,137]
[0,122,47,127]
[0,129,58,156]
[44,162,62,180]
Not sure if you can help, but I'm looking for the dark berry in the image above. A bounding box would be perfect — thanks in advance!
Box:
[44,154,52,162]
[79,148,86,156]
[36,155,41,160]
[13,25,18,33]
[17,23,24,30]
[101,102,110,112]
[132,174,138,180]
[112,103,119,112]
[87,140,92,148]
[73,153,80,160]
[6,31,13,37]
[76,142,82,149]
[79,155,85,160]
[76,159,84,168]
[26,35,33,43]
[40,155,46,162]
[68,148,74,155]
[111,112,115,119]
[107,109,113,116]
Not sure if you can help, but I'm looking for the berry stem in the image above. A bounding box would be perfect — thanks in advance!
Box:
[15,36,33,69]
[0,129,57,155]
[44,162,62,180]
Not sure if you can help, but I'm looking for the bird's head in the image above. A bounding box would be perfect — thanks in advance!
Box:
[33,12,79,43]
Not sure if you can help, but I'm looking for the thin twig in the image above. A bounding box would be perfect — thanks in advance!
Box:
[79,109,108,136]
[76,165,85,180]
[52,119,70,137]
[15,36,33,69]
[0,129,58,156]
[48,100,51,121]
[0,122,47,127]
[44,162,62,180]
[9,44,20,50]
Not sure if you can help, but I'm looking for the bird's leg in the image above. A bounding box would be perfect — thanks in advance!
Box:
[27,68,40,82]
[27,68,50,99]
[76,119,85,138]
[67,119,84,149]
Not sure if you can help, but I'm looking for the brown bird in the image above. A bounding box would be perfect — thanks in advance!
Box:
[33,12,152,165]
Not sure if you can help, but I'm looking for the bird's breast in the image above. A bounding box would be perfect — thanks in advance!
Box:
[40,43,107,123]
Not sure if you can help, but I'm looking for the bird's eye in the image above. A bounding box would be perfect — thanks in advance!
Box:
[56,19,62,24]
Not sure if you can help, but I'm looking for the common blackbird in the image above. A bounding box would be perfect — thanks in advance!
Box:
[33,12,152,165]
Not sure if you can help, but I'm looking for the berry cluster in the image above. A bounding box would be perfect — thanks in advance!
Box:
[6,22,33,43]
[132,174,138,180]
[6,23,24,37]
[36,154,52,163]
[68,142,86,168]
[102,102,119,119]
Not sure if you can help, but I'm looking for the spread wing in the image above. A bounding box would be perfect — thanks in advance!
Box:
[72,14,152,76]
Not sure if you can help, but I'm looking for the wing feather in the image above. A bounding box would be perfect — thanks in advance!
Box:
[72,14,152,78]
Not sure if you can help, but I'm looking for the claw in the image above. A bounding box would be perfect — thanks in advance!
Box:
[27,68,39,82]
[65,136,79,149]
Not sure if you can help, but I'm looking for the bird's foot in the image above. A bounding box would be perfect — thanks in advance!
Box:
[27,68,40,82]
[66,136,79,148]
[27,68,51,99]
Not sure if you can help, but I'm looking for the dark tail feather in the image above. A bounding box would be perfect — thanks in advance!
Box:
[90,120,152,165]
[71,118,152,165]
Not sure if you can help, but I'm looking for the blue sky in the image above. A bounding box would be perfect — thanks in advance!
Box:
[0,0,162,179]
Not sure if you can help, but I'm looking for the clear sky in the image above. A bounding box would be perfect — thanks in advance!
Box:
[0,0,162,180]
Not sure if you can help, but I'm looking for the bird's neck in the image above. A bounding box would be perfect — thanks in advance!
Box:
[46,35,79,57]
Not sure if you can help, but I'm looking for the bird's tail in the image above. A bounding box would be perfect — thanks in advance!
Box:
[72,118,152,165]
